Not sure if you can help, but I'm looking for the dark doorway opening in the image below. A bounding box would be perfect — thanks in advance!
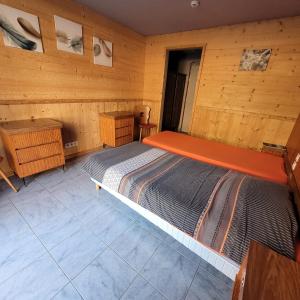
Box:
[161,48,202,133]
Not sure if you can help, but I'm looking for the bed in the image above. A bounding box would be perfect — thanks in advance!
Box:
[143,131,287,184]
[82,142,298,280]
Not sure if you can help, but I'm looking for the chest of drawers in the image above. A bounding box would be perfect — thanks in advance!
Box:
[99,111,134,147]
[0,118,65,178]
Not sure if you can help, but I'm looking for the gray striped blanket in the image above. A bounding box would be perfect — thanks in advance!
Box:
[82,142,298,264]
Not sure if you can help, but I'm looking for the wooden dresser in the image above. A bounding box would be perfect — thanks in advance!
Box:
[232,241,300,300]
[99,111,134,147]
[0,118,65,178]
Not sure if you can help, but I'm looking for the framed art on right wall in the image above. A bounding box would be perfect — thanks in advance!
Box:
[239,49,272,71]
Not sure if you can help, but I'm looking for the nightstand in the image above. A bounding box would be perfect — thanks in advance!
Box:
[99,111,134,147]
[232,241,300,300]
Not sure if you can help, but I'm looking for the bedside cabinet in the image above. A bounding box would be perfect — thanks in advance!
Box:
[0,118,65,178]
[99,111,134,147]
[232,241,300,300]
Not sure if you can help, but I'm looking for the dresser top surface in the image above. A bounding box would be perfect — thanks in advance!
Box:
[0,118,62,135]
[243,241,300,300]
[99,111,134,120]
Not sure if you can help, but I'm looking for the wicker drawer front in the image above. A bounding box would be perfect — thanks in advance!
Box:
[115,118,133,129]
[12,129,61,149]
[16,142,62,164]
[18,154,65,178]
[115,126,132,139]
[115,135,133,147]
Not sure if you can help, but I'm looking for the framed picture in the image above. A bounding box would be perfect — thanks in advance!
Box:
[93,36,113,67]
[0,3,43,52]
[239,49,272,71]
[54,15,83,55]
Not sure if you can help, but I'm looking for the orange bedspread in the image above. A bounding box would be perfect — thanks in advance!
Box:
[143,131,287,184]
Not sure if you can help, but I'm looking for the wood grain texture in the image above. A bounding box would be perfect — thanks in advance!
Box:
[99,112,134,147]
[0,100,141,174]
[240,241,300,300]
[0,120,65,177]
[1,0,300,174]
[0,118,62,134]
[143,17,300,150]
[0,0,145,102]
[0,0,145,174]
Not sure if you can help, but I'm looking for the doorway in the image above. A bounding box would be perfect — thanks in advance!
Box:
[161,48,202,133]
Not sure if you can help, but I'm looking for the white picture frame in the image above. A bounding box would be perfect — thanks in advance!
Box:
[54,15,83,55]
[93,36,113,67]
[0,3,43,53]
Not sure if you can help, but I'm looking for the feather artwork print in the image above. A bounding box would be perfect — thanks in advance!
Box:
[0,16,37,50]
[54,15,83,55]
[70,36,83,52]
[93,36,113,67]
[56,30,69,44]
[101,39,112,58]
[0,4,43,52]
[94,43,101,56]
[17,17,41,38]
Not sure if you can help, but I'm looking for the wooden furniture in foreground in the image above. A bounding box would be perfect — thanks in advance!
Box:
[0,118,65,179]
[232,241,300,300]
[0,156,18,192]
[138,123,157,142]
[285,113,300,218]
[99,111,134,147]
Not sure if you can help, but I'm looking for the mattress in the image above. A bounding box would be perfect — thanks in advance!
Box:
[143,131,287,184]
[82,142,298,265]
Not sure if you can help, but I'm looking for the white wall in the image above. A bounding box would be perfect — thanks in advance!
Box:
[178,58,200,132]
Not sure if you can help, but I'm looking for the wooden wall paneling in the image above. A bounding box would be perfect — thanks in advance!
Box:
[0,0,145,175]
[0,100,142,174]
[0,0,145,103]
[143,17,300,150]
[1,0,300,175]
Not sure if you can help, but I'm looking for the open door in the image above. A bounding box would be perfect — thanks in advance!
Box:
[162,72,186,131]
[161,48,202,133]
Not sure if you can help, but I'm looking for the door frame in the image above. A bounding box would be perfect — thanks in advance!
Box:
[158,44,206,134]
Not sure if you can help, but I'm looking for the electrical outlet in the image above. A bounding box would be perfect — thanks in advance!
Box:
[64,141,78,148]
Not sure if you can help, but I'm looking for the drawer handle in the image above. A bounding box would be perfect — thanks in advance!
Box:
[15,140,59,151]
[115,125,131,130]
[18,153,62,165]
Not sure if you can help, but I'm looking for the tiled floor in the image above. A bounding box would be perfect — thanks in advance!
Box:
[0,156,233,300]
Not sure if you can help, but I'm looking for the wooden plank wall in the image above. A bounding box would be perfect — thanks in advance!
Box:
[1,0,299,175]
[0,0,145,174]
[143,17,300,150]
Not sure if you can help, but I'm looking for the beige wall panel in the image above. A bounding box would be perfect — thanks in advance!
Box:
[0,0,145,174]
[143,17,300,150]
[0,100,142,174]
